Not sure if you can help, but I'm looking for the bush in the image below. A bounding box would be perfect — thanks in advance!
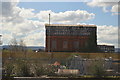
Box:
[15,59,33,77]
[3,62,14,77]
[19,63,31,76]
[34,64,45,76]
[91,60,106,78]
[34,64,56,76]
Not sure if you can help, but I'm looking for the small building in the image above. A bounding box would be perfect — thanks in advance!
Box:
[97,45,115,53]
[53,61,60,66]
[66,55,114,75]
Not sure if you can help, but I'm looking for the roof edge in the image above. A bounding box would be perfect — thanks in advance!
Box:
[45,24,97,27]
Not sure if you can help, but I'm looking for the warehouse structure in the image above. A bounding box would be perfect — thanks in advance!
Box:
[97,45,115,53]
[45,24,97,52]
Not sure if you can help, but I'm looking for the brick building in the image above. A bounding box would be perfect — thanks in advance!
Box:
[45,24,97,52]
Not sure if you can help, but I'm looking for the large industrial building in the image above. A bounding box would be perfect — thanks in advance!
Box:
[45,24,97,52]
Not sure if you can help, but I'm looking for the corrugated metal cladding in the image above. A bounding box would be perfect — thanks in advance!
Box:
[45,24,97,52]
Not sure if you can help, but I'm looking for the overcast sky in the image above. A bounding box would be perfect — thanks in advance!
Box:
[1,0,119,48]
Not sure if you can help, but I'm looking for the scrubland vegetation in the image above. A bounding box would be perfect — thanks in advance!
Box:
[3,50,119,60]
[2,38,120,78]
[2,49,120,79]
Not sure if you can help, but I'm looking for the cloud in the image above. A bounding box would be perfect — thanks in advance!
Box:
[1,1,45,46]
[1,1,118,48]
[23,31,45,46]
[111,4,120,15]
[18,7,36,19]
[1,0,19,17]
[2,19,45,46]
[36,10,95,24]
[111,4,120,12]
[1,0,96,46]
[87,0,120,14]
[1,6,36,24]
[97,25,118,47]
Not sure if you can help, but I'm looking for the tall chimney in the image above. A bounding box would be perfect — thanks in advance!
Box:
[49,13,50,25]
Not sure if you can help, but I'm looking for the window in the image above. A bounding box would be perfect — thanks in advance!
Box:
[63,41,68,49]
[52,40,56,49]
[74,41,79,49]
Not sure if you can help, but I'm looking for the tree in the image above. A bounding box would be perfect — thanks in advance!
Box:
[8,38,27,58]
[19,39,27,58]
[91,59,106,78]
[9,38,18,53]
[9,38,27,52]
[7,38,29,77]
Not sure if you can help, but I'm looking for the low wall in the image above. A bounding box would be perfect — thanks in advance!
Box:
[57,69,80,75]
[2,77,120,80]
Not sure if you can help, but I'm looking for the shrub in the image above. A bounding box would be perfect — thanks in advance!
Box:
[34,64,56,76]
[16,60,33,77]
[34,64,45,76]
[91,60,106,78]
[3,62,14,77]
[19,63,31,77]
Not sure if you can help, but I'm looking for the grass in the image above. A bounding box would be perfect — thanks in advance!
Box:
[2,50,120,60]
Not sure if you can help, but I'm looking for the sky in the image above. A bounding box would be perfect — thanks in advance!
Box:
[1,0,120,48]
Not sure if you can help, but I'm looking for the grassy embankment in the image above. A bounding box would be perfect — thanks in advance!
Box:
[3,50,119,60]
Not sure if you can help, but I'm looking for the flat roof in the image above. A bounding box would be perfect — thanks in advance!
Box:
[45,24,96,27]
[97,45,114,47]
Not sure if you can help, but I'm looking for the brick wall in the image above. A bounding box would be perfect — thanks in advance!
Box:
[46,36,89,52]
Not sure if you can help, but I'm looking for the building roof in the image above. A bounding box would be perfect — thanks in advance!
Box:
[45,24,96,27]
[97,45,114,47]
[53,61,60,66]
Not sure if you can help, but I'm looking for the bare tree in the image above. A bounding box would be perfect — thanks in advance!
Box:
[8,38,27,58]
[8,38,18,58]
[19,39,27,56]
